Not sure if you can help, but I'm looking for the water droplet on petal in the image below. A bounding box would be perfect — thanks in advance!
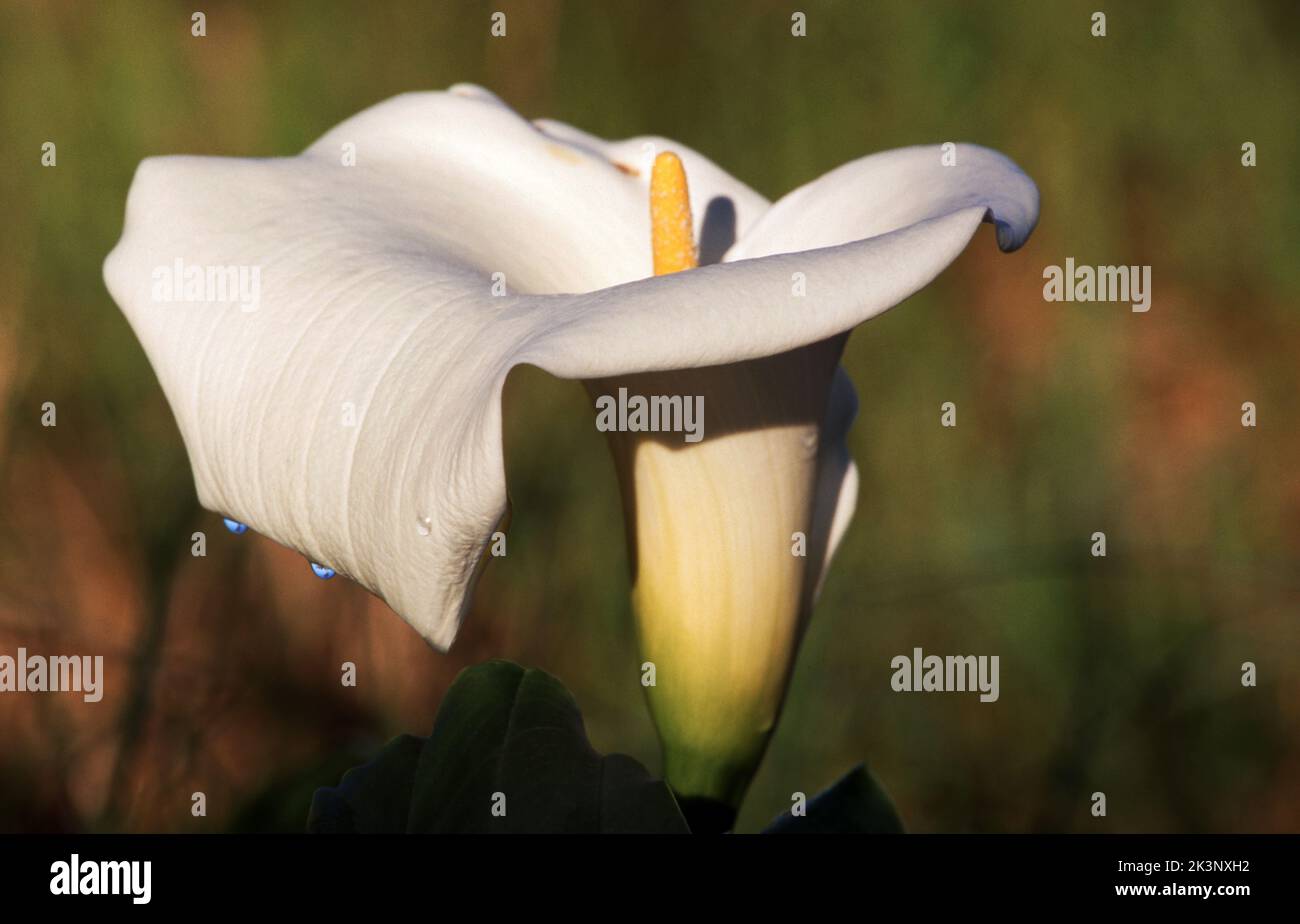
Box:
[310,562,336,579]
[416,516,432,537]
[223,517,248,534]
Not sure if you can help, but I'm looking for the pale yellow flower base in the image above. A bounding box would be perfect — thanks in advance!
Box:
[611,351,839,806]
[592,152,843,808]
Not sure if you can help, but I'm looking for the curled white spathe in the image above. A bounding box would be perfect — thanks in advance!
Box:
[103,84,1038,649]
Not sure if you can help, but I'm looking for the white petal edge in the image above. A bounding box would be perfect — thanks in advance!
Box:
[807,365,859,604]
[516,205,993,378]
[306,86,656,293]
[726,143,1039,261]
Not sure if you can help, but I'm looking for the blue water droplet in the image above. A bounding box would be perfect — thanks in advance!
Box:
[310,562,336,579]
[223,517,248,534]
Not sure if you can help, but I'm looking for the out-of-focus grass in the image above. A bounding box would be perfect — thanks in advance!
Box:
[0,0,1297,832]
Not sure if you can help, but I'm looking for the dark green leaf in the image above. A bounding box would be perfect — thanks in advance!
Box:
[597,753,693,834]
[408,660,688,833]
[763,764,904,834]
[309,660,689,834]
[306,734,424,833]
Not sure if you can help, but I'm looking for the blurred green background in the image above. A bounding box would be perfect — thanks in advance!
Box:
[1,0,1297,832]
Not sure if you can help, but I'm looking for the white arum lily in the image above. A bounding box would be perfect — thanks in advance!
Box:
[104,84,1038,811]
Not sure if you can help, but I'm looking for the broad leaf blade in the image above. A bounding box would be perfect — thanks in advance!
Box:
[408,660,603,832]
[597,753,693,834]
[764,764,904,834]
[307,734,425,834]
[313,660,689,834]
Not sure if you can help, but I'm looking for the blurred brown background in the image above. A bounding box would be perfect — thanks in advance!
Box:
[1,0,1297,832]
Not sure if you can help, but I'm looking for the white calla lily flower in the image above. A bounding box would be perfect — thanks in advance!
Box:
[104,84,1037,807]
